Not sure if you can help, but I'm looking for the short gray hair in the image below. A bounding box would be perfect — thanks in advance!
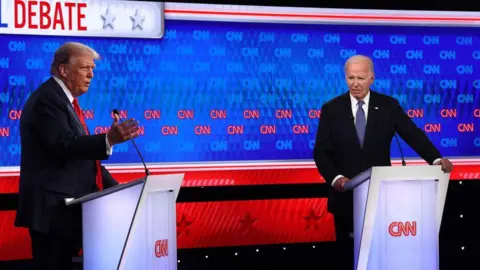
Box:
[344,55,374,73]
[50,42,100,75]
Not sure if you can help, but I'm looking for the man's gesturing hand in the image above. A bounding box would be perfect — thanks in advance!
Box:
[107,115,140,146]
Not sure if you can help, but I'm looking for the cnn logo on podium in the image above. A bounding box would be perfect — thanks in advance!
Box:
[388,221,417,237]
[155,239,168,258]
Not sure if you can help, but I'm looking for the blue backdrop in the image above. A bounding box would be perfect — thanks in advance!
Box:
[0,19,479,165]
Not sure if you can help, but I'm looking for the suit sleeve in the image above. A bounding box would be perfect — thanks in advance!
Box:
[392,99,442,164]
[30,95,110,161]
[101,166,118,188]
[313,103,339,185]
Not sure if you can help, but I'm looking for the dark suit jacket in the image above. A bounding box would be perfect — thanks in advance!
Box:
[314,90,441,215]
[15,77,118,237]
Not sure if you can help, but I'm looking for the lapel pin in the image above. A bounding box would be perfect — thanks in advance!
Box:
[374,107,379,110]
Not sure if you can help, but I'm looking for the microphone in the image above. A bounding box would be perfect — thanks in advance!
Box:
[113,109,150,176]
[393,129,406,166]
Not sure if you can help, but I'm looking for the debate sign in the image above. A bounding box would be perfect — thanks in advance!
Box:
[0,0,164,38]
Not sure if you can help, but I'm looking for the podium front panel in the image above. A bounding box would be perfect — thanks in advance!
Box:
[371,180,437,270]
[120,189,176,269]
[82,183,143,270]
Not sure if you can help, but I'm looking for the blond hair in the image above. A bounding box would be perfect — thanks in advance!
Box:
[50,42,100,75]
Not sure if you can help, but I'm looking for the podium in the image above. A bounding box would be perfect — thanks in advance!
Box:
[343,165,450,270]
[66,174,184,270]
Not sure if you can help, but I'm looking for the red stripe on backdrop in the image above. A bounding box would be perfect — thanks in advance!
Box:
[0,176,20,194]
[113,168,325,186]
[0,168,325,193]
[1,164,479,260]
[1,165,479,193]
[164,9,480,22]
[176,198,335,249]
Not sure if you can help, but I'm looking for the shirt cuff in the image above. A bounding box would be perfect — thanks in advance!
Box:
[331,175,344,187]
[433,158,441,165]
[106,134,113,155]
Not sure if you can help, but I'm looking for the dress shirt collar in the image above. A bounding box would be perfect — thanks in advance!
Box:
[53,76,75,104]
[350,90,370,107]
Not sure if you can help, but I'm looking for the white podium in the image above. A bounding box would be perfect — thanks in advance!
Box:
[66,174,184,270]
[343,165,450,270]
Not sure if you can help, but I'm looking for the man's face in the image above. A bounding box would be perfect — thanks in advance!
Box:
[59,54,95,97]
[345,60,374,100]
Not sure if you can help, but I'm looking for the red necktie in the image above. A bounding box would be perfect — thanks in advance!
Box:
[72,98,104,191]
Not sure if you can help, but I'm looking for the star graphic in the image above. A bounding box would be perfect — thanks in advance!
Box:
[238,212,258,235]
[100,7,116,29]
[303,208,324,231]
[176,213,193,237]
[130,9,145,30]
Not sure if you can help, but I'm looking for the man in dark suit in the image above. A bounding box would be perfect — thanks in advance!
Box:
[15,42,140,270]
[313,55,453,269]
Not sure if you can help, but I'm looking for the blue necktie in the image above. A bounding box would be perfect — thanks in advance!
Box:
[355,100,366,147]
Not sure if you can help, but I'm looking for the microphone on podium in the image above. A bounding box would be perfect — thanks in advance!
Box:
[112,109,150,176]
[393,130,407,166]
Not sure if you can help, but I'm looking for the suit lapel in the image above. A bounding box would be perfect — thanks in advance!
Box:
[47,78,86,136]
[341,93,362,150]
[66,104,87,136]
[363,91,380,149]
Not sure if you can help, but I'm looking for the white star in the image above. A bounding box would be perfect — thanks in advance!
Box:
[130,9,145,30]
[101,7,115,29]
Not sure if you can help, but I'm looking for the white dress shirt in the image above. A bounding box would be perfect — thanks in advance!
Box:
[330,91,440,187]
[351,91,370,125]
[53,76,113,155]
[330,92,370,187]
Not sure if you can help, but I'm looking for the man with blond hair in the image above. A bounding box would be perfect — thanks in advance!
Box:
[15,42,140,269]
[313,55,453,269]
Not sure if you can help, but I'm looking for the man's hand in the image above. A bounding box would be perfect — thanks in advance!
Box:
[434,158,453,173]
[333,177,350,192]
[107,115,140,146]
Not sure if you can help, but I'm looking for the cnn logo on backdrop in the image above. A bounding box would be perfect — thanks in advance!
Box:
[155,239,168,258]
[388,221,417,237]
